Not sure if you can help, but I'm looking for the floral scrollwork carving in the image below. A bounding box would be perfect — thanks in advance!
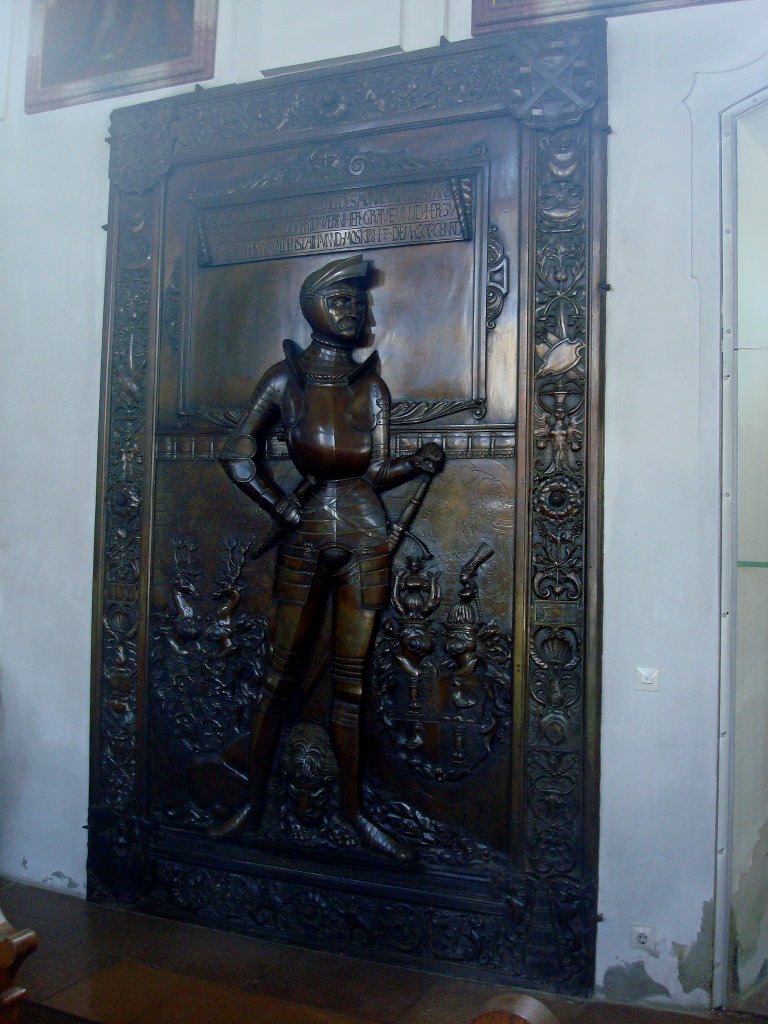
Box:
[191,143,488,200]
[527,750,581,876]
[486,224,509,330]
[147,856,592,983]
[189,397,488,431]
[163,28,601,162]
[522,102,595,958]
[162,257,183,353]
[97,193,154,817]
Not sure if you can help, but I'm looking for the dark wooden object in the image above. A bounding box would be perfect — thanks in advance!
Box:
[473,994,561,1024]
[89,24,605,994]
[472,0,745,33]
[473,1013,550,1024]
[0,907,37,1023]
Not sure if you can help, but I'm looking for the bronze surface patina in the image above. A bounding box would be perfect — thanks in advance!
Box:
[210,255,445,857]
[89,24,605,993]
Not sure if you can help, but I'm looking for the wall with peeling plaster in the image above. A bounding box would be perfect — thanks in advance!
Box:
[0,0,766,1006]
[598,2,768,1008]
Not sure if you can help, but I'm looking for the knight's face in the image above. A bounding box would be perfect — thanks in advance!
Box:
[307,283,367,344]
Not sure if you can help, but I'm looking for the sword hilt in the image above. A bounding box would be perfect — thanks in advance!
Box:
[388,475,433,554]
[249,476,315,559]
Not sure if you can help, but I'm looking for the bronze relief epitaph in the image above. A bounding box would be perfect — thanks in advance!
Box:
[207,254,445,858]
[90,25,605,993]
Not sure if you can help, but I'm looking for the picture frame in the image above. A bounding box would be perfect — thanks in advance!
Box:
[472,0,741,33]
[25,0,217,114]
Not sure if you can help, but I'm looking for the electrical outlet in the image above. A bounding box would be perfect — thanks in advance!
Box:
[631,926,656,951]
[636,667,660,692]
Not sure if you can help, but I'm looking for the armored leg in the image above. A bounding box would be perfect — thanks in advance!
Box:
[209,589,325,838]
[329,594,414,861]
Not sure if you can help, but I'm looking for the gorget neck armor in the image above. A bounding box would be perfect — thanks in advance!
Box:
[283,338,379,387]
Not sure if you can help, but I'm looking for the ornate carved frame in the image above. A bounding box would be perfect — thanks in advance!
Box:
[90,24,606,993]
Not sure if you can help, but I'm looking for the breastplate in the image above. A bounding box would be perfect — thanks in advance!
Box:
[286,382,372,480]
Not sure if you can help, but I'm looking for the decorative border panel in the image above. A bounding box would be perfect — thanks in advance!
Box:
[524,128,591,885]
[90,189,158,896]
[90,25,606,993]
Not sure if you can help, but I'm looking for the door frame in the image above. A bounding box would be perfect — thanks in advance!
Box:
[687,57,768,1008]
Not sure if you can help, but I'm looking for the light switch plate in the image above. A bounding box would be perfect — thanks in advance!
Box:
[636,667,660,691]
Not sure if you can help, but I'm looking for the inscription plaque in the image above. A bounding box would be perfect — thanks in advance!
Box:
[196,176,474,266]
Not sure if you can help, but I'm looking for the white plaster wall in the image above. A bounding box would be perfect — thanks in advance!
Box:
[0,1,12,120]
[730,107,768,996]
[598,0,768,1007]
[1,0,766,1005]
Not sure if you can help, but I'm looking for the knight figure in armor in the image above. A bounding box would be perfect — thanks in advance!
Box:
[211,254,445,859]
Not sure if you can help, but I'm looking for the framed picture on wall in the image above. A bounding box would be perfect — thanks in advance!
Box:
[472,0,742,32]
[25,0,218,114]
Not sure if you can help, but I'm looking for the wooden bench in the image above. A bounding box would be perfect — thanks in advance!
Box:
[0,905,38,1024]
[472,994,562,1024]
